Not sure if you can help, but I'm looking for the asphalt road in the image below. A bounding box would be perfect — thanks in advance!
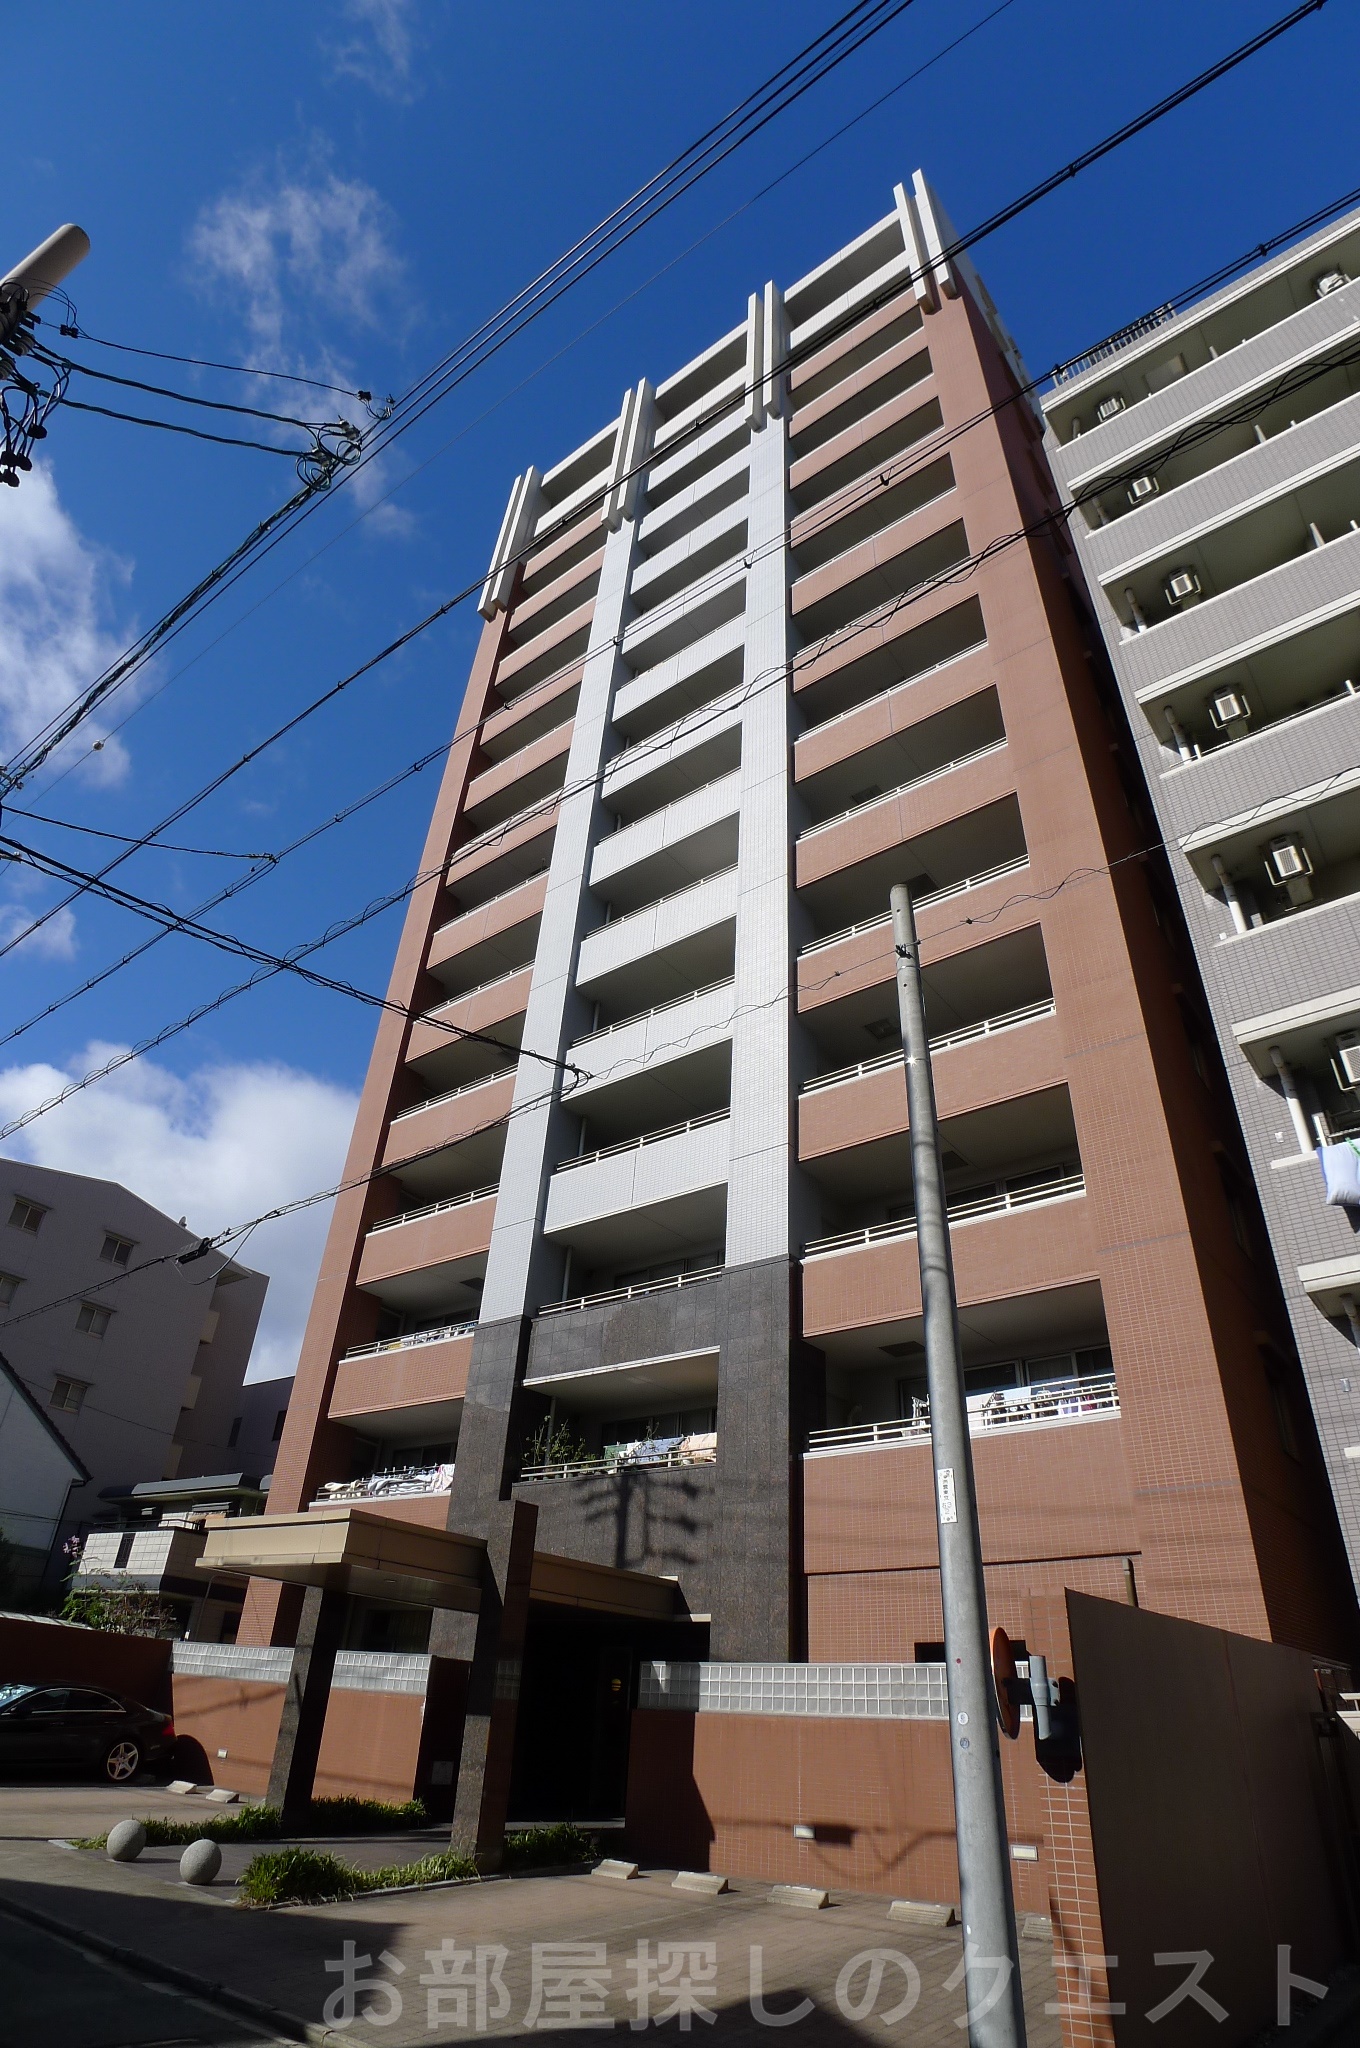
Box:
[0,1900,283,2048]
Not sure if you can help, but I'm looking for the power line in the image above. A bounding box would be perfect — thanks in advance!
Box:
[17,0,1022,813]
[0,3,1332,997]
[39,309,371,400]
[0,0,924,792]
[55,395,306,457]
[0,831,586,1086]
[3,0,1324,865]
[0,744,448,1053]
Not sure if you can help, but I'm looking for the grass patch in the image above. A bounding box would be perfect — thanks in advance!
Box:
[76,1795,427,1851]
[237,1823,600,1906]
[504,1821,597,1869]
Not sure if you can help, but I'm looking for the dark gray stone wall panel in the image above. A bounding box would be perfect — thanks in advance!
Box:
[512,1464,718,1613]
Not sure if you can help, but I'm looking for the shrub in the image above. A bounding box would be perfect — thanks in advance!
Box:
[238,1845,476,1906]
[79,1794,427,1851]
[235,1823,597,1907]
[504,1821,597,1869]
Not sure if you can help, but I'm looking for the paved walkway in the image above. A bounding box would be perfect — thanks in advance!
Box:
[0,1784,1062,2046]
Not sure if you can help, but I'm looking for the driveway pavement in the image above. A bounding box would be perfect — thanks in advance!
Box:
[0,1781,1062,2046]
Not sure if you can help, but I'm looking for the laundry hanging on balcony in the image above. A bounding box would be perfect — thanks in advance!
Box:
[1319,1140,1360,1208]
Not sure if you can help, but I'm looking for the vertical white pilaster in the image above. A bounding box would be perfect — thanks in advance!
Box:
[725,285,805,1267]
[477,412,644,1322]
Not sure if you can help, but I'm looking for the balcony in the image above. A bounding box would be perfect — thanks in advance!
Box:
[790,328,931,459]
[1184,767,1360,933]
[792,453,955,583]
[796,691,1005,834]
[792,512,968,643]
[613,611,745,741]
[356,1188,495,1314]
[521,1436,716,1482]
[478,661,582,761]
[792,389,943,515]
[461,718,572,831]
[426,873,547,997]
[405,965,531,1090]
[800,919,1051,1056]
[637,444,749,558]
[539,1262,724,1320]
[797,786,1025,941]
[564,979,735,1121]
[443,794,557,912]
[314,1462,454,1508]
[805,1167,1085,1259]
[1046,260,1360,486]
[619,563,745,679]
[329,1324,475,1439]
[576,868,737,1023]
[382,1069,517,1189]
[1100,444,1360,640]
[806,1373,1119,1457]
[1141,597,1360,768]
[799,857,1029,969]
[629,500,748,617]
[801,997,1056,1116]
[543,1113,729,1278]
[603,713,741,830]
[589,771,740,915]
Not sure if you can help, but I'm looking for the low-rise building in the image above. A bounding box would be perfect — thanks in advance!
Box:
[0,1158,267,1588]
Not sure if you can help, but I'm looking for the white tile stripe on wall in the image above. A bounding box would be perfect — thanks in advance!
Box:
[638,1660,950,1718]
[172,1643,433,1695]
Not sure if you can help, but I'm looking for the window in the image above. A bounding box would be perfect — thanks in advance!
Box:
[99,1233,134,1267]
[8,1198,45,1235]
[272,1408,288,1441]
[0,1273,20,1306]
[50,1378,88,1414]
[227,1416,242,1449]
[75,1301,111,1338]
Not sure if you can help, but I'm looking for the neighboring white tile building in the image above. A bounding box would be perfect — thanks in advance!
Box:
[0,1156,267,1587]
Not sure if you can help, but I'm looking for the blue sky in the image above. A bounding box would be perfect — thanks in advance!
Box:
[1,0,1356,1374]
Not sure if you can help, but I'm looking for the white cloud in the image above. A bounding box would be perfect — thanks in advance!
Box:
[0,1049,359,1382]
[0,463,133,784]
[326,0,422,100]
[190,150,412,533]
[190,153,403,367]
[0,901,76,961]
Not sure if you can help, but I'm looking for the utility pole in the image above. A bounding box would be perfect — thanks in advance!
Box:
[0,224,90,345]
[891,880,1026,2048]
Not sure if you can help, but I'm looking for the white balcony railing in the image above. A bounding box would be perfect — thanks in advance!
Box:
[799,858,1028,959]
[520,1433,717,1482]
[798,739,1007,842]
[570,977,734,1048]
[538,1264,724,1319]
[418,962,532,1024]
[806,1374,1119,1454]
[804,1168,1085,1258]
[314,1462,455,1505]
[389,1067,516,1125]
[339,1322,477,1363]
[802,1000,1055,1097]
[368,1185,497,1236]
[556,1109,729,1173]
[1050,306,1177,387]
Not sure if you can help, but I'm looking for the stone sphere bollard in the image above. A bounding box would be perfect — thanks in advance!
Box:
[179,1837,222,1886]
[105,1819,146,1863]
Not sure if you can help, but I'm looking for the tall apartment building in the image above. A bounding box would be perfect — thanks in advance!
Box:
[1041,205,1360,1601]
[239,176,1355,1811]
[0,1158,268,1586]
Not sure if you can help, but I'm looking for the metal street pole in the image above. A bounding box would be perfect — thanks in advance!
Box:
[891,880,1026,2048]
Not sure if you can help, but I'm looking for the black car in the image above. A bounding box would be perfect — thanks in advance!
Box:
[0,1683,174,1782]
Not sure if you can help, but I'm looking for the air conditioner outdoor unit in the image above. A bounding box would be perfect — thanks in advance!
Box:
[1208,686,1250,728]
[1127,474,1159,505]
[1095,392,1126,422]
[1333,1032,1360,1091]
[1314,269,1349,299]
[1263,835,1315,903]
[1164,567,1202,607]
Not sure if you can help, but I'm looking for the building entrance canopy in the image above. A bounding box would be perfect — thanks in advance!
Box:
[197,1507,680,1618]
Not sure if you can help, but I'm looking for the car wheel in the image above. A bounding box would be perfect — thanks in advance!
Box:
[103,1739,141,1783]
